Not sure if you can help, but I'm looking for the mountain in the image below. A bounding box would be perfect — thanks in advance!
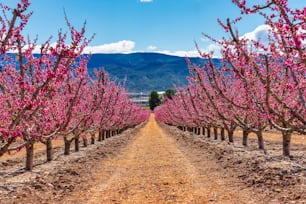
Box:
[87,53,207,93]
[3,52,220,93]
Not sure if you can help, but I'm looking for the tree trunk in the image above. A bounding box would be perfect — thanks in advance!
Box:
[46,138,53,162]
[83,138,88,147]
[221,128,225,141]
[75,137,80,152]
[214,127,218,140]
[242,130,249,146]
[91,133,95,144]
[64,139,72,155]
[207,127,211,138]
[256,131,265,150]
[102,130,106,140]
[107,130,111,138]
[98,129,103,141]
[0,139,13,157]
[228,129,234,143]
[282,131,291,157]
[25,143,34,171]
[202,127,205,135]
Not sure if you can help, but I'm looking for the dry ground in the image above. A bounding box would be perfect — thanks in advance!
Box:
[0,114,305,203]
[63,115,259,203]
[163,125,306,203]
[0,139,64,162]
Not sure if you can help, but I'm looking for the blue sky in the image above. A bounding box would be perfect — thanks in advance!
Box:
[3,0,305,57]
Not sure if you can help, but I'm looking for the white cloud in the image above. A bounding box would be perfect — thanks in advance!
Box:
[23,41,135,54]
[241,24,271,44]
[206,44,221,55]
[11,39,222,58]
[188,43,222,58]
[147,44,221,58]
[242,24,305,53]
[139,0,153,2]
[196,26,271,58]
[147,45,157,51]
[83,40,136,54]
[9,42,58,54]
[154,50,200,57]
[296,27,306,49]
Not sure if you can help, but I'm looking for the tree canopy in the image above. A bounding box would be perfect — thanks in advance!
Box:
[164,89,175,100]
[149,91,161,110]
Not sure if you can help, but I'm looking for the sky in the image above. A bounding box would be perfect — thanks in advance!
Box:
[2,0,305,57]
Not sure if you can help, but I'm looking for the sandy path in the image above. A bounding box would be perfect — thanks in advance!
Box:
[64,115,256,204]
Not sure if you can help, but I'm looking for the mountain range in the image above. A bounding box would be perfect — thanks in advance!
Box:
[87,53,211,93]
[4,52,220,93]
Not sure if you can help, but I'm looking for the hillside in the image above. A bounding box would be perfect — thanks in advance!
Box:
[86,53,206,93]
[4,52,217,93]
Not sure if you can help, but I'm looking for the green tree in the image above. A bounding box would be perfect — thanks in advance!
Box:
[149,91,161,110]
[164,89,175,100]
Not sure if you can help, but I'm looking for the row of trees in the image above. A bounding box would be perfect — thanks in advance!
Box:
[155,0,305,157]
[0,0,150,170]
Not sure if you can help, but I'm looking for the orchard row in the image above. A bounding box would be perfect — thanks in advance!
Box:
[0,1,150,170]
[155,0,305,157]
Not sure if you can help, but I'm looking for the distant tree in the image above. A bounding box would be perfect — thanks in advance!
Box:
[149,91,161,110]
[164,89,175,100]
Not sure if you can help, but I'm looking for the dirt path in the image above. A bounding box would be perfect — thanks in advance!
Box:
[1,114,304,203]
[63,115,258,204]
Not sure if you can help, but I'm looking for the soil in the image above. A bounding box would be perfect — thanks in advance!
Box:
[163,125,306,203]
[0,114,305,203]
